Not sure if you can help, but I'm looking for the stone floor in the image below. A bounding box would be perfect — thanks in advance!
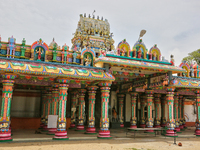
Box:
[10,127,197,142]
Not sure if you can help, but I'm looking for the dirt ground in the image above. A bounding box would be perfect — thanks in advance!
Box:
[0,137,200,150]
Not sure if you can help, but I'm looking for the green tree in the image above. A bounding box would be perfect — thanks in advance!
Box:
[182,49,200,65]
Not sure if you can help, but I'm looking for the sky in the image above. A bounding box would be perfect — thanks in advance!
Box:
[0,0,200,66]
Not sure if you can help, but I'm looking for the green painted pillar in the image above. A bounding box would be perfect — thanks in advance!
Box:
[161,95,166,127]
[174,92,181,133]
[195,90,200,136]
[165,87,177,137]
[129,92,138,128]
[70,90,78,129]
[140,95,146,128]
[118,94,125,128]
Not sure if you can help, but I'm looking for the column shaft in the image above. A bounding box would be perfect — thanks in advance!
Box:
[145,90,154,132]
[98,81,112,139]
[140,95,146,128]
[86,86,98,134]
[129,92,138,128]
[174,92,180,132]
[118,94,125,128]
[179,96,183,129]
[182,97,186,128]
[154,94,161,128]
[53,78,70,140]
[70,91,78,129]
[0,73,17,141]
[161,95,166,127]
[76,89,86,131]
[195,90,200,136]
[165,87,177,137]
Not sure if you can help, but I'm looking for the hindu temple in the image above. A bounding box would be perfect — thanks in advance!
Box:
[0,13,199,142]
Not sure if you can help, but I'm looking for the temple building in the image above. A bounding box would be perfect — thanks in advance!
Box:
[0,14,199,142]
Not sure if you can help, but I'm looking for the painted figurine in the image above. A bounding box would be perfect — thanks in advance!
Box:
[36,47,43,60]
[84,55,92,66]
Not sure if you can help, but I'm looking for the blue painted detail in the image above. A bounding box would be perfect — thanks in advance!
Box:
[56,56,61,61]
[0,49,7,55]
[15,51,21,56]
[76,59,81,64]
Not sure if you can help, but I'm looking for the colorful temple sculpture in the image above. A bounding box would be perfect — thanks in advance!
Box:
[0,13,199,142]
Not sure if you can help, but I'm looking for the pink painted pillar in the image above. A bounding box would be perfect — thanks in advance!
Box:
[85,86,98,134]
[154,94,161,128]
[129,92,138,128]
[53,78,70,140]
[174,92,181,133]
[0,73,17,142]
[118,94,125,128]
[165,87,177,137]
[195,90,200,136]
[97,81,112,139]
[182,97,186,128]
[76,89,87,131]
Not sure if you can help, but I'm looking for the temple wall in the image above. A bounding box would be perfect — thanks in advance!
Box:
[184,104,196,126]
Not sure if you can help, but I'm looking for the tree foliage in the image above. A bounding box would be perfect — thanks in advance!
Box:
[182,49,200,65]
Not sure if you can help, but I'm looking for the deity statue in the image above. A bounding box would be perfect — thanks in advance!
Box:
[137,47,142,58]
[36,47,43,60]
[121,47,126,56]
[73,52,77,63]
[170,55,175,66]
[152,52,157,61]
[84,55,92,66]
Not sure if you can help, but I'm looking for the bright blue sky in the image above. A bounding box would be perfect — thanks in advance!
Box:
[0,0,200,65]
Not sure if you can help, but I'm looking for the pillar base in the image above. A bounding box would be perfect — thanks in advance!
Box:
[179,125,184,129]
[85,127,96,134]
[76,125,85,131]
[0,131,12,142]
[130,125,137,128]
[161,124,166,127]
[97,130,111,139]
[42,125,48,132]
[165,130,178,137]
[70,124,76,129]
[183,124,187,128]
[140,124,146,128]
[145,127,154,133]
[175,127,181,133]
[120,124,124,128]
[39,123,44,129]
[154,125,161,128]
[47,128,57,135]
[53,131,69,140]
[195,129,200,136]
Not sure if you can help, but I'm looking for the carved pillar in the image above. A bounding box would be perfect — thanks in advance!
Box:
[195,90,200,136]
[145,90,154,132]
[53,78,70,140]
[48,83,59,135]
[154,94,161,128]
[174,92,180,133]
[178,96,183,130]
[98,81,112,139]
[0,73,17,142]
[85,86,98,134]
[118,94,125,128]
[182,97,186,128]
[76,89,87,131]
[40,90,47,129]
[165,87,177,137]
[161,95,166,127]
[44,87,52,131]
[140,95,146,128]
[70,90,78,129]
[129,92,138,128]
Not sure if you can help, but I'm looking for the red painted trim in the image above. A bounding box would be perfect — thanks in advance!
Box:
[185,122,195,127]
[0,91,41,97]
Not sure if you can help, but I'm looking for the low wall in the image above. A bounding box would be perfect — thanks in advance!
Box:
[11,117,71,129]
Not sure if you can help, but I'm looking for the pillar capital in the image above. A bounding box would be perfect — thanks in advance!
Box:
[129,92,138,97]
[57,77,70,84]
[78,88,87,95]
[117,93,125,98]
[87,86,98,91]
[98,81,112,87]
[1,73,18,80]
[166,87,176,92]
[52,83,59,88]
